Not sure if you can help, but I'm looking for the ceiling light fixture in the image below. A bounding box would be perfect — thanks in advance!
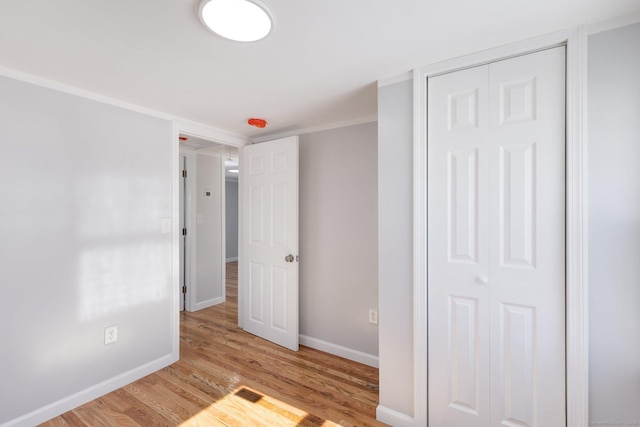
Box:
[229,169,239,173]
[199,0,273,42]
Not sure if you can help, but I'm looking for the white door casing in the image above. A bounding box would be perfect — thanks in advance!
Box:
[241,136,299,351]
[179,155,186,311]
[427,47,566,426]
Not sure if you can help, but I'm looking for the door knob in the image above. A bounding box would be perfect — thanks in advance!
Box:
[476,275,489,284]
[285,254,294,263]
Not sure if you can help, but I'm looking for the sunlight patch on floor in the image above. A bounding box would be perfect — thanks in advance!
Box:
[178,385,341,426]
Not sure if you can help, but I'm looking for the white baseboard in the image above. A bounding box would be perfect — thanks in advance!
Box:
[192,296,224,312]
[376,405,414,427]
[226,257,238,263]
[299,335,379,368]
[2,353,178,427]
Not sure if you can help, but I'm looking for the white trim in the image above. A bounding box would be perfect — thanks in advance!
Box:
[193,296,225,311]
[0,65,249,148]
[2,353,177,427]
[412,55,429,427]
[375,405,414,427]
[237,146,245,328]
[565,26,590,427]
[170,124,181,361]
[414,35,568,79]
[226,257,238,263]
[588,12,640,35]
[177,123,248,148]
[412,27,589,427]
[180,149,197,312]
[251,114,377,143]
[299,335,379,368]
[220,156,227,305]
[378,71,413,88]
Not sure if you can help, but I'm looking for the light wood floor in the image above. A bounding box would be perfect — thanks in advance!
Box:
[41,262,386,427]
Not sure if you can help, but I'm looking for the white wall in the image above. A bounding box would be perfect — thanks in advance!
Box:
[0,76,176,426]
[225,180,239,261]
[298,122,379,363]
[588,22,640,424]
[376,79,415,422]
[194,153,224,309]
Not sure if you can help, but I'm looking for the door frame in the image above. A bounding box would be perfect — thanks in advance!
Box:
[179,153,187,311]
[412,26,588,426]
[175,124,247,313]
[178,148,196,311]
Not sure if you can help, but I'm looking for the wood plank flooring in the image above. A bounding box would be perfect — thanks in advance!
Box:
[40,262,387,427]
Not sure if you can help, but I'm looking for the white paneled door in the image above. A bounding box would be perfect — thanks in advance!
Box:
[241,136,299,351]
[427,47,566,426]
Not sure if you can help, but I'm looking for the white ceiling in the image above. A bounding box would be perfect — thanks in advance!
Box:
[180,134,239,154]
[0,0,638,139]
[179,134,239,177]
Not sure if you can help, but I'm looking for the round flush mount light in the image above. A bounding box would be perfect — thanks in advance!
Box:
[199,0,273,42]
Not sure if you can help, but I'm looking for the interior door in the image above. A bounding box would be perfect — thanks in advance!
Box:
[427,47,566,426]
[241,136,299,351]
[179,155,186,311]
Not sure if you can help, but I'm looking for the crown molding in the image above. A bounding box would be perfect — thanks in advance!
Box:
[588,12,640,35]
[0,65,249,147]
[251,115,377,143]
[378,71,413,88]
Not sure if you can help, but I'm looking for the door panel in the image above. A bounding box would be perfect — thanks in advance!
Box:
[500,143,536,268]
[241,136,299,351]
[428,47,566,427]
[449,148,480,263]
[500,303,536,426]
[428,64,491,427]
[489,47,566,427]
[448,295,480,415]
[249,262,265,322]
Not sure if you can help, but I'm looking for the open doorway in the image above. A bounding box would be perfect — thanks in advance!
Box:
[224,158,239,264]
[178,133,239,312]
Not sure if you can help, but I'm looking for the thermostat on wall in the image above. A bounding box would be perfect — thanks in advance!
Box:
[203,189,212,198]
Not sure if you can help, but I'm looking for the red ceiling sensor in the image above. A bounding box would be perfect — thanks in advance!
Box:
[179,136,188,141]
[248,118,268,128]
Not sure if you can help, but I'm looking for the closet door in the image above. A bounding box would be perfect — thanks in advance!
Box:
[488,47,566,427]
[428,47,566,427]
[427,64,492,427]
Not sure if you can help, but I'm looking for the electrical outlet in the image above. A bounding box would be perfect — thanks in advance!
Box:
[369,309,378,325]
[105,325,118,345]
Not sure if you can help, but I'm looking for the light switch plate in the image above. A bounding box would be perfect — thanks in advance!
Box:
[369,309,378,325]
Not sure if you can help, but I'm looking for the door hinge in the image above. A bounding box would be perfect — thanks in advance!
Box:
[182,170,187,178]
[182,285,187,294]
[182,228,187,236]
